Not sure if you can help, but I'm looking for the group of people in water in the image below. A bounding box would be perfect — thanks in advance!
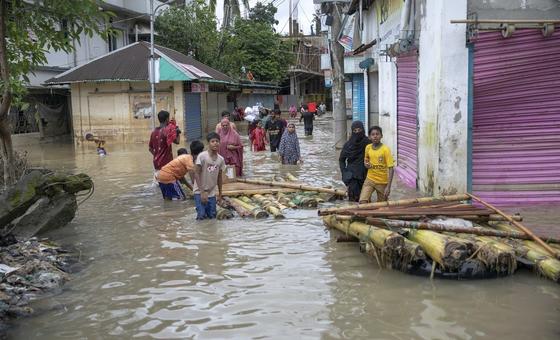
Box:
[149,107,395,220]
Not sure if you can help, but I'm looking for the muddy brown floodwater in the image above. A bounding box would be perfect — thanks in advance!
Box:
[8,118,560,339]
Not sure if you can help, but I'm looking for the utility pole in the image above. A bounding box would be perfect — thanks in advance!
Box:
[289,0,293,36]
[330,2,347,149]
[150,0,156,130]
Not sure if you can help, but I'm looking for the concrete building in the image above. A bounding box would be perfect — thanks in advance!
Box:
[13,1,166,141]
[345,0,560,205]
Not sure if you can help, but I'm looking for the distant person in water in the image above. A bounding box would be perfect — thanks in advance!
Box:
[278,123,301,165]
[299,104,315,136]
[218,117,244,177]
[149,110,181,170]
[359,126,395,203]
[339,121,370,202]
[265,109,285,152]
[215,111,237,133]
[250,120,267,152]
[194,132,226,220]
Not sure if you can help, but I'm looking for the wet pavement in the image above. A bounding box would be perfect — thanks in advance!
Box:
[7,117,560,339]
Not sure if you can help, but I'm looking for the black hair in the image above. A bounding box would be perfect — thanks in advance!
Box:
[221,110,231,117]
[302,104,308,110]
[207,131,220,142]
[157,110,170,123]
[190,140,204,155]
[177,148,188,156]
[273,109,281,115]
[369,125,383,135]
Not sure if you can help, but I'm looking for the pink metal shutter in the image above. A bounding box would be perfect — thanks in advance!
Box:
[472,28,560,205]
[396,52,418,188]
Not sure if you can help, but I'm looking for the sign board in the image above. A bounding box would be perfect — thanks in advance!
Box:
[191,83,208,93]
[324,70,332,88]
[321,54,331,70]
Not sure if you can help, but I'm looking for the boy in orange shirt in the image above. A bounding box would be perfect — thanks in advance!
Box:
[155,141,204,200]
[359,126,395,203]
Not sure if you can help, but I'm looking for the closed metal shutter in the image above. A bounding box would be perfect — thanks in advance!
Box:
[396,52,418,188]
[352,74,365,122]
[472,28,560,205]
[184,93,202,141]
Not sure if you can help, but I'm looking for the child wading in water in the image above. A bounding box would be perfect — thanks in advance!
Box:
[359,126,395,203]
[155,145,199,200]
[278,123,302,165]
[194,132,226,220]
[249,120,267,152]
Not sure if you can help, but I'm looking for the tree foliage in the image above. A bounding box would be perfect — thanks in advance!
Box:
[220,3,293,83]
[155,2,220,69]
[248,2,278,27]
[0,0,113,187]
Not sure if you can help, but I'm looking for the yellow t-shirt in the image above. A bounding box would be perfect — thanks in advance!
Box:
[364,143,394,184]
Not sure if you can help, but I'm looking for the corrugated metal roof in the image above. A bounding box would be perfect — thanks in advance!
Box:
[45,41,234,85]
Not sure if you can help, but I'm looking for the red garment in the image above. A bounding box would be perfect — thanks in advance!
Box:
[218,118,244,176]
[250,127,266,151]
[149,123,177,170]
[308,102,317,113]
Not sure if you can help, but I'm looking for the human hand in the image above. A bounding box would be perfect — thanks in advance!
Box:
[364,160,371,169]
[201,191,209,204]
[298,159,304,165]
[217,193,223,204]
[227,144,236,150]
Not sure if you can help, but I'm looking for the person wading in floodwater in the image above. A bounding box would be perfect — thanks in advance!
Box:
[339,121,370,202]
[265,109,285,152]
[359,126,395,203]
[299,104,315,136]
[149,110,181,170]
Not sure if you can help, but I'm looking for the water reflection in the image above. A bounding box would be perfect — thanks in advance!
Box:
[7,118,560,339]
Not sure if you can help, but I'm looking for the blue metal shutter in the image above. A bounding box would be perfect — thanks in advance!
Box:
[184,93,202,141]
[352,74,365,122]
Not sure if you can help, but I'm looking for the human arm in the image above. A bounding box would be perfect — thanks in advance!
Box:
[217,169,223,202]
[180,176,193,191]
[364,147,372,169]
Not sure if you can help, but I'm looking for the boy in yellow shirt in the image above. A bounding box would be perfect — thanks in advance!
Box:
[359,126,395,203]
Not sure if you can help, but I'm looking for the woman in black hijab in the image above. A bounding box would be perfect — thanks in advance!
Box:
[339,121,370,201]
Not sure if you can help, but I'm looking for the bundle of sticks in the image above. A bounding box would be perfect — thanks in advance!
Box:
[320,194,560,283]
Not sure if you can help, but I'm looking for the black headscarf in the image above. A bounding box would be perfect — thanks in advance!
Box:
[340,121,370,162]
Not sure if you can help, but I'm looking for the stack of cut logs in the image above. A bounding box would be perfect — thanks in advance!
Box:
[319,194,560,283]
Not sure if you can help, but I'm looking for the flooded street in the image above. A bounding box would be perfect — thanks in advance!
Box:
[8,119,560,339]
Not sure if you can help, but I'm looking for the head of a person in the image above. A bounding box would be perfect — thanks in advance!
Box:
[207,132,221,151]
[221,111,231,120]
[273,109,281,118]
[351,121,365,136]
[220,118,231,132]
[157,110,170,124]
[302,104,308,111]
[287,123,296,133]
[369,126,383,144]
[177,148,188,156]
[189,140,204,157]
[256,119,262,128]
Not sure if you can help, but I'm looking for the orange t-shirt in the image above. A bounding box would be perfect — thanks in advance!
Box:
[157,154,194,184]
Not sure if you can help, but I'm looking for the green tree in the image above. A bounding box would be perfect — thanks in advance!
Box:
[220,3,293,83]
[155,2,219,68]
[0,0,113,187]
[249,2,278,27]
[207,0,249,28]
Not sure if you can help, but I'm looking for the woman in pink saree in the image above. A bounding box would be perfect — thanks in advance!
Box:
[218,118,244,176]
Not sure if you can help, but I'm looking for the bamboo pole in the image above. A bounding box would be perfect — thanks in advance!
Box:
[407,230,472,270]
[318,194,470,216]
[222,188,298,196]
[251,194,285,219]
[236,178,347,196]
[216,207,234,220]
[467,193,560,259]
[222,197,251,217]
[229,197,268,218]
[366,218,560,244]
